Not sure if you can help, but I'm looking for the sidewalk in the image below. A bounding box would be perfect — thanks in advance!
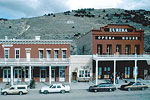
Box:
[0,79,150,91]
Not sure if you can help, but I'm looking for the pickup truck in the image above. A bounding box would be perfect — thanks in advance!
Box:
[40,83,70,94]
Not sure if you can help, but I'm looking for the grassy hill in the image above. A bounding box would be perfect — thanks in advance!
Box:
[0,8,150,54]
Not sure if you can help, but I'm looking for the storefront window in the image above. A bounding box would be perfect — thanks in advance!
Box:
[79,69,90,78]
[59,67,65,78]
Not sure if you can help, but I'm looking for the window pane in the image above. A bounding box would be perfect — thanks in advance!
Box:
[54,50,59,58]
[16,50,20,59]
[62,50,66,58]
[5,50,9,59]
[47,50,51,59]
[60,70,65,78]
[39,50,43,58]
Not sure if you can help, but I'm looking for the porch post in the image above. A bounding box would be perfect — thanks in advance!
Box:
[11,66,13,86]
[69,66,71,84]
[113,60,116,85]
[29,66,32,81]
[96,60,98,85]
[135,60,137,82]
[49,66,51,84]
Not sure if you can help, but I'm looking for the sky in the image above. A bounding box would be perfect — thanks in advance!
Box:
[0,0,149,19]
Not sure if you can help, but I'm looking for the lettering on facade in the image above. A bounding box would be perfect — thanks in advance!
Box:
[109,28,128,32]
[96,36,140,40]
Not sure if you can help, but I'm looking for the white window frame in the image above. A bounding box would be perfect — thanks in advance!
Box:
[54,50,59,58]
[62,50,67,58]
[4,48,10,59]
[15,48,20,59]
[39,50,44,59]
[46,50,51,59]
[79,69,90,78]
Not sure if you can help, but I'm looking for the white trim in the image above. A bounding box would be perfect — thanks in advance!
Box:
[4,48,10,59]
[25,48,31,50]
[15,48,20,59]
[2,44,13,48]
[46,48,52,50]
[54,48,60,50]
[61,48,67,50]
[38,48,44,50]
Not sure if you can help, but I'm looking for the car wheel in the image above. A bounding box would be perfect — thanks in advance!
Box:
[3,92,7,96]
[109,89,112,92]
[141,88,145,91]
[61,90,65,94]
[19,91,23,95]
[44,90,48,94]
[128,88,131,91]
[94,89,97,93]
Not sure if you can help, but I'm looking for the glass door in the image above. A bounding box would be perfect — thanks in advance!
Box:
[14,69,22,82]
[3,69,11,82]
[40,69,46,82]
[51,69,55,81]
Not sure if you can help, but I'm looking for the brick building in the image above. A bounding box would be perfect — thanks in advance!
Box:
[0,36,72,85]
[76,24,150,85]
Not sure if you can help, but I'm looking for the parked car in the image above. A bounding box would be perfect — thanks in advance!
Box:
[1,85,29,95]
[120,82,148,91]
[39,83,70,94]
[89,83,116,92]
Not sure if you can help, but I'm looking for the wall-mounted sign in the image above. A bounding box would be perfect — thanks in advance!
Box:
[95,36,140,40]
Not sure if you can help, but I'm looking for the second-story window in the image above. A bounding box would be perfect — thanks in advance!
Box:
[116,45,121,55]
[125,45,131,55]
[107,45,112,55]
[62,50,67,58]
[97,44,102,55]
[54,50,59,58]
[39,50,43,59]
[15,49,20,59]
[46,50,51,59]
[135,45,140,55]
[4,48,9,59]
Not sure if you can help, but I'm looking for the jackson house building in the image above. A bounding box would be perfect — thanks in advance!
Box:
[0,36,72,85]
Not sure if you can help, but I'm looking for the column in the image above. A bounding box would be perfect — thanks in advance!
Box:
[96,60,98,85]
[11,66,13,86]
[135,60,137,82]
[113,60,116,85]
[49,66,51,84]
[29,66,32,81]
[69,66,71,84]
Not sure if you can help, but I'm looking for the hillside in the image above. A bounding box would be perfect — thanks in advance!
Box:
[0,8,150,54]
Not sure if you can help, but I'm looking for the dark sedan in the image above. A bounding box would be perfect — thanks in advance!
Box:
[89,83,116,92]
[120,82,148,91]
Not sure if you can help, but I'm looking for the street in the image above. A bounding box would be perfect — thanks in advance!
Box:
[1,88,150,100]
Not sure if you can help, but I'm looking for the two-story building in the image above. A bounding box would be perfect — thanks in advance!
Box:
[76,24,150,85]
[0,36,72,85]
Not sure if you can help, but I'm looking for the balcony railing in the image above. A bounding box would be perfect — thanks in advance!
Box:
[93,54,150,60]
[0,58,70,66]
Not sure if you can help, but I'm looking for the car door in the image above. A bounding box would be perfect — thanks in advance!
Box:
[49,85,57,93]
[8,87,15,94]
[56,85,62,92]
[98,84,104,92]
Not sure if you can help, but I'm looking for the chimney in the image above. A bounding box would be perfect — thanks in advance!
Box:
[5,36,8,40]
[35,36,40,40]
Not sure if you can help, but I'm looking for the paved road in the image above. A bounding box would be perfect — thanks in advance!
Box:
[1,88,150,100]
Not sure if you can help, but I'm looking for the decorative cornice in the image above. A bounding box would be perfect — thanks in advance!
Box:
[0,39,72,45]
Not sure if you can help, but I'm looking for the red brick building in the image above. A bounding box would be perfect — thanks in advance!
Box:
[76,24,150,85]
[0,36,72,85]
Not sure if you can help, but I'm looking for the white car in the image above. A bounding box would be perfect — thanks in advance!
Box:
[1,85,29,95]
[40,83,70,94]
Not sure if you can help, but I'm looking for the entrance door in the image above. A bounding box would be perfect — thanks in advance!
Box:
[14,69,22,82]
[51,69,55,81]
[59,67,65,82]
[40,69,46,82]
[125,67,130,78]
[24,68,30,82]
[3,69,11,82]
